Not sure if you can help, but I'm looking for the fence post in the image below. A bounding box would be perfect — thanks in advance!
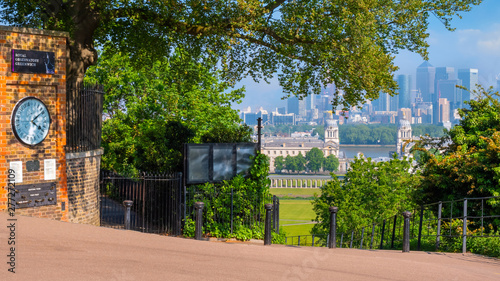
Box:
[340,233,343,248]
[349,231,354,248]
[402,211,411,253]
[123,200,133,230]
[417,205,424,251]
[360,227,365,249]
[462,199,468,254]
[328,206,338,249]
[370,223,375,249]
[380,219,386,249]
[230,188,234,235]
[391,215,397,249]
[264,203,273,245]
[177,172,183,236]
[276,197,280,234]
[436,201,442,250]
[273,195,277,232]
[194,202,204,240]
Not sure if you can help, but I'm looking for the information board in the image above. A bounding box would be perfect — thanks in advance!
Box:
[184,143,258,184]
[12,49,56,74]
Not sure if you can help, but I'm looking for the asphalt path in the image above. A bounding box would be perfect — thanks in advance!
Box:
[1,212,499,280]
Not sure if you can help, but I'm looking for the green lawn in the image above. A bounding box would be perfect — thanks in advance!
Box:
[270,188,321,198]
[279,199,317,238]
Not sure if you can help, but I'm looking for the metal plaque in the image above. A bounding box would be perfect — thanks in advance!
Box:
[14,182,57,209]
[12,49,56,74]
[26,160,40,172]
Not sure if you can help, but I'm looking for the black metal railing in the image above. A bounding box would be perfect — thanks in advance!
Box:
[185,189,279,238]
[66,82,104,153]
[286,196,499,254]
[99,170,183,235]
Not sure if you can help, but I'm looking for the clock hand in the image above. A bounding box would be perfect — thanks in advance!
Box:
[32,112,43,122]
[32,120,43,131]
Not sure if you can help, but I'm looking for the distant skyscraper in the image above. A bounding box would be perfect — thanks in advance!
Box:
[434,79,462,124]
[397,74,412,109]
[389,93,399,111]
[306,94,314,111]
[417,61,435,103]
[287,96,299,115]
[437,79,463,106]
[373,92,390,111]
[458,68,478,102]
[435,67,455,102]
[436,98,450,124]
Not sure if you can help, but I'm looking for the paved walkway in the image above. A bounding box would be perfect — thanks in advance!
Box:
[1,212,499,280]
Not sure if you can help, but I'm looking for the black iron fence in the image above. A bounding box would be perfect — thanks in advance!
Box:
[286,196,500,254]
[100,171,183,235]
[184,188,280,239]
[66,82,104,153]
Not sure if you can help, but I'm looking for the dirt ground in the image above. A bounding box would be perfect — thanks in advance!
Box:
[1,212,499,281]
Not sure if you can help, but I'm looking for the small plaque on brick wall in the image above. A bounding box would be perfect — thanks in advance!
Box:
[14,182,57,209]
[44,159,56,180]
[12,49,56,74]
[26,160,40,172]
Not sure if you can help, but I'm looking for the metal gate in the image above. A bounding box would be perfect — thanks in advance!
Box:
[99,171,183,235]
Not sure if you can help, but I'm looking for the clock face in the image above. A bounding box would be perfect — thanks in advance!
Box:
[11,97,51,146]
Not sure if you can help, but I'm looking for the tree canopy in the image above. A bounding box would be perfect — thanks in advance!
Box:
[415,86,500,204]
[312,155,419,236]
[85,47,250,174]
[0,0,482,109]
[306,147,324,173]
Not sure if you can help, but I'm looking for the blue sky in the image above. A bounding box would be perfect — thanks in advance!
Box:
[234,0,500,112]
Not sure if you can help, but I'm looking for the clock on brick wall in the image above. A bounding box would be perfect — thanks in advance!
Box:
[11,96,52,146]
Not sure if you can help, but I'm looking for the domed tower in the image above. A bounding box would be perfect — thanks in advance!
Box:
[397,119,412,156]
[323,117,340,157]
[324,117,339,145]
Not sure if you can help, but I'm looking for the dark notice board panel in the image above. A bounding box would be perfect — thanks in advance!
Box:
[12,49,56,74]
[14,182,57,209]
[184,143,258,184]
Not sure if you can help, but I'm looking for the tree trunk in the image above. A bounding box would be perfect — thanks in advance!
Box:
[64,2,100,139]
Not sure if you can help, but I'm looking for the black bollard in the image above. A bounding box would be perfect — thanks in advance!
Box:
[123,200,133,230]
[328,206,338,248]
[194,202,204,240]
[264,203,273,245]
[402,211,411,253]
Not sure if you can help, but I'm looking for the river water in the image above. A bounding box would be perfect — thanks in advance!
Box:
[339,145,396,159]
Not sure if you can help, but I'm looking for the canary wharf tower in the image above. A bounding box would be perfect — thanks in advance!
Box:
[417,61,436,103]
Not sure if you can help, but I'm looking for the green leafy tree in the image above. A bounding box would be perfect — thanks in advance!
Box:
[274,156,285,172]
[323,154,339,172]
[306,147,324,173]
[312,156,419,236]
[200,125,252,143]
[285,155,298,173]
[85,47,248,174]
[415,86,500,203]
[295,152,307,173]
[0,0,481,108]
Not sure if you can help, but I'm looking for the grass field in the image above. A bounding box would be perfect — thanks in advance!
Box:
[278,199,317,237]
[269,188,321,198]
[269,188,322,238]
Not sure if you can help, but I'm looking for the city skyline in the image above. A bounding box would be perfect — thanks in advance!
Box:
[233,0,500,113]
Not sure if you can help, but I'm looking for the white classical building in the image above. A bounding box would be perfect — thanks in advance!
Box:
[261,117,350,172]
[396,119,414,157]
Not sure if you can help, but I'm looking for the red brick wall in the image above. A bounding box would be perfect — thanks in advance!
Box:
[66,149,102,226]
[0,26,68,220]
